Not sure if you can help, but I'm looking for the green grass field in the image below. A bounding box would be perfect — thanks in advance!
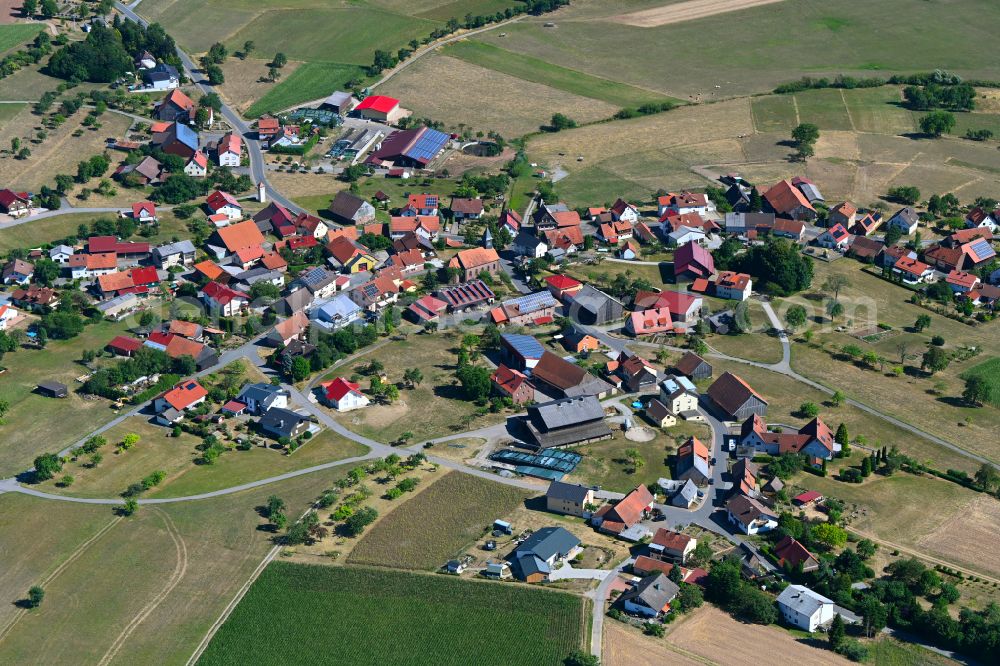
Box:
[0,24,43,55]
[793,88,854,131]
[959,357,1000,407]
[198,562,586,666]
[750,94,798,133]
[347,471,531,570]
[445,40,678,108]
[0,102,26,130]
[245,61,365,118]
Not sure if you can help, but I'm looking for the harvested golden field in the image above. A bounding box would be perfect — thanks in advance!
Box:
[604,620,704,666]
[379,53,619,138]
[218,57,303,115]
[666,605,850,665]
[917,495,1000,579]
[0,107,131,191]
[608,0,787,28]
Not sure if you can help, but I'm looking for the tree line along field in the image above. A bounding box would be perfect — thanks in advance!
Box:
[524,87,1000,208]
[347,471,532,570]
[473,0,1000,100]
[197,562,586,666]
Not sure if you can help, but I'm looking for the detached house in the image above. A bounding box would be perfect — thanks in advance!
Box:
[389,215,439,241]
[763,179,816,221]
[184,150,208,177]
[207,190,243,221]
[649,529,696,565]
[620,573,679,618]
[448,247,501,281]
[774,536,819,572]
[320,377,369,412]
[153,379,207,425]
[450,197,484,220]
[726,494,778,535]
[201,281,247,316]
[609,198,640,223]
[887,207,919,235]
[327,236,377,273]
[215,132,242,167]
[658,191,711,217]
[0,189,31,217]
[592,484,654,540]
[511,527,582,583]
[154,88,195,122]
[259,407,311,440]
[707,371,767,420]
[893,254,933,284]
[401,193,440,217]
[491,364,534,405]
[2,259,34,285]
[545,481,594,517]
[815,223,850,250]
[131,201,157,224]
[777,585,835,632]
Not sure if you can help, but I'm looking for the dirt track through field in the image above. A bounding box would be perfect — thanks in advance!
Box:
[607,0,787,27]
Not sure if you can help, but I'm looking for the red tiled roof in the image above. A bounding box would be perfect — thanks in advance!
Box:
[161,380,207,411]
[132,201,156,218]
[321,377,362,402]
[544,274,582,291]
[355,95,399,113]
[600,484,653,533]
[108,335,142,353]
[206,190,240,212]
[793,490,823,504]
[763,179,815,215]
[216,219,264,253]
[202,281,246,306]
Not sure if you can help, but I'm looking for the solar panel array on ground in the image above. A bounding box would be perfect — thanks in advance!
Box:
[490,448,582,480]
[404,128,450,165]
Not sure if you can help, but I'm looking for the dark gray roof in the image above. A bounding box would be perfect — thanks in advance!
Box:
[258,407,309,437]
[515,526,580,562]
[672,479,698,506]
[296,266,337,292]
[619,573,678,611]
[546,481,591,504]
[328,191,367,220]
[528,396,604,430]
[238,383,288,408]
[571,284,623,314]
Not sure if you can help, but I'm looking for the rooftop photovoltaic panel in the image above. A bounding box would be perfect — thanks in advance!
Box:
[502,291,557,315]
[501,333,545,359]
[969,239,994,259]
[404,128,450,165]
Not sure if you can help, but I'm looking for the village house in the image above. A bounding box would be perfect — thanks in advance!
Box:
[184,150,208,177]
[236,383,290,415]
[311,293,362,331]
[490,364,534,404]
[143,63,179,91]
[511,527,582,583]
[620,573,679,618]
[673,351,712,379]
[730,458,759,497]
[625,305,673,336]
[887,207,919,235]
[0,303,19,331]
[513,230,548,259]
[645,398,676,428]
[0,189,31,217]
[774,536,820,572]
[115,156,164,186]
[658,375,699,417]
[327,236,377,274]
[131,201,157,224]
[763,179,816,221]
[607,351,658,393]
[598,219,634,244]
[635,290,702,327]
[11,285,58,311]
[320,377,370,412]
[648,528,696,565]
[946,270,980,293]
[544,274,583,301]
[206,190,243,221]
[448,247,501,282]
[68,252,118,279]
[500,209,522,236]
[153,121,199,158]
[737,413,837,464]
[712,271,752,301]
[676,436,711,485]
[658,191,712,217]
[265,311,309,347]
[726,494,778,535]
[2,259,34,285]
[201,281,248,316]
[48,245,73,264]
[154,88,195,122]
[259,407,311,440]
[610,197,640,223]
[965,206,999,231]
[215,132,242,167]
[673,240,715,280]
[545,480,595,517]
[851,212,882,236]
[592,484,654,541]
[561,328,600,354]
[815,223,851,251]
[893,254,933,284]
[327,191,377,226]
[776,585,836,632]
[153,379,208,425]
[389,215,440,242]
[847,236,884,263]
[450,197,484,220]
[827,201,857,228]
[707,371,768,420]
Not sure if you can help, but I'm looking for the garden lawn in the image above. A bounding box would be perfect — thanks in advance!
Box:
[347,471,532,569]
[446,40,679,108]
[0,319,133,477]
[198,562,585,666]
[568,422,710,493]
[36,418,368,499]
[325,332,505,443]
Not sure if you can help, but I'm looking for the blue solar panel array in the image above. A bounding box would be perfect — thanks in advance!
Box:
[504,290,557,315]
[969,239,994,260]
[501,333,545,359]
[404,128,450,164]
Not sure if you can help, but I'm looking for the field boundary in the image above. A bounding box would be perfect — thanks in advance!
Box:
[847,527,1000,586]
[606,0,788,28]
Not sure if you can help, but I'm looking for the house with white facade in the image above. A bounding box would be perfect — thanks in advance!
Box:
[777,585,836,632]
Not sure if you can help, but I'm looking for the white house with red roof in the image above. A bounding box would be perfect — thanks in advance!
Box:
[609,198,640,224]
[202,281,248,316]
[0,303,19,331]
[946,270,980,293]
[206,190,243,220]
[131,201,157,223]
[713,271,752,301]
[184,150,208,177]
[400,193,439,217]
[657,191,712,217]
[815,223,850,250]
[893,255,933,284]
[320,377,369,412]
[153,379,207,423]
[216,132,242,167]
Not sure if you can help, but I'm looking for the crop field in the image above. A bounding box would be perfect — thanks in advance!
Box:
[35,418,368,499]
[604,620,705,666]
[475,0,1000,100]
[0,24,41,54]
[0,106,132,192]
[526,88,1000,207]
[379,53,620,138]
[443,40,677,108]
[960,357,1000,407]
[245,60,368,117]
[199,563,585,666]
[347,471,532,570]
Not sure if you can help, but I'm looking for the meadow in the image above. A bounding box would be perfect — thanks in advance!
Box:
[244,61,366,118]
[0,24,42,54]
[0,468,346,665]
[476,0,1000,99]
[198,562,586,666]
[347,471,531,570]
[959,357,1000,407]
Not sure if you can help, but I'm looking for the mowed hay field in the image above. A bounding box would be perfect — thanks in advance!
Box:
[0,469,343,665]
[198,563,586,666]
[526,87,1000,207]
[0,107,132,191]
[791,473,1000,580]
[475,0,1000,99]
[380,53,619,137]
[347,471,532,570]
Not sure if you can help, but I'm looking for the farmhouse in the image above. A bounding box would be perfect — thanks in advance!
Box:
[153,122,199,158]
[366,126,449,168]
[448,247,500,281]
[389,215,440,241]
[328,191,376,226]
[500,333,546,372]
[511,527,582,583]
[763,179,816,221]
[353,95,406,124]
[524,395,613,449]
[545,480,595,517]
[0,189,31,217]
[491,365,534,404]
[707,371,768,420]
[636,290,702,326]
[436,280,496,312]
[674,241,714,280]
[625,305,673,336]
[154,88,195,122]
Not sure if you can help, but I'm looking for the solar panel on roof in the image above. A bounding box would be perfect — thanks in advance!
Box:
[969,239,994,259]
[502,333,545,359]
[404,128,450,164]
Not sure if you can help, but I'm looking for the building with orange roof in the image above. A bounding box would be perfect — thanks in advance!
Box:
[490,365,534,404]
[592,484,654,539]
[193,259,224,281]
[153,379,207,422]
[216,132,242,167]
[154,88,195,122]
[763,179,816,221]
[212,219,264,256]
[448,247,500,281]
[676,436,711,485]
